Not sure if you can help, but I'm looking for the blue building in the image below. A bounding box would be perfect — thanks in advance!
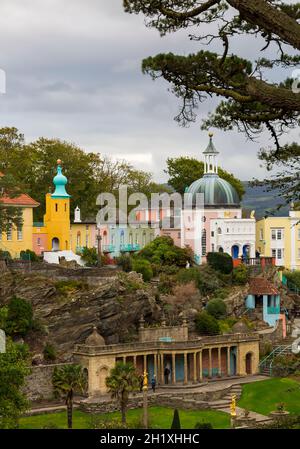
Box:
[245,277,281,327]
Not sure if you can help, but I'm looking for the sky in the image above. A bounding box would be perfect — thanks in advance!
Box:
[0,0,297,183]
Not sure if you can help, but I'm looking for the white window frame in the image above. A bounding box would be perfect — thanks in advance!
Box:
[17,225,23,241]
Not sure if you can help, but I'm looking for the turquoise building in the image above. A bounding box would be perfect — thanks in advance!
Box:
[245,277,281,327]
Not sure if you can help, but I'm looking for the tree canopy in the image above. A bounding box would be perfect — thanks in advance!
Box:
[124,0,300,205]
[0,127,169,221]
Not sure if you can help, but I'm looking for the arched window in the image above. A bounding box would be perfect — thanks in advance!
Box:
[201,229,207,256]
[120,230,124,245]
[217,227,222,235]
[77,232,81,246]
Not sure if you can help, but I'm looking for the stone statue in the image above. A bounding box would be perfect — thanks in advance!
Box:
[230,394,237,417]
[250,210,255,219]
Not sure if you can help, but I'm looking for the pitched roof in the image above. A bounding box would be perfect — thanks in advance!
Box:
[248,277,279,295]
[0,193,40,207]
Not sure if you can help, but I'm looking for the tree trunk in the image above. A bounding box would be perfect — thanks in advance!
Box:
[67,398,73,429]
[121,404,126,425]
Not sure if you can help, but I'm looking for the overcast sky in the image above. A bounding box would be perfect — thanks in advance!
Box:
[0,0,297,183]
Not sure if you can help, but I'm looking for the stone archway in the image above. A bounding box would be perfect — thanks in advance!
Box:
[245,352,253,375]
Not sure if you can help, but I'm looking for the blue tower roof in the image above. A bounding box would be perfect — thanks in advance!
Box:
[51,160,70,199]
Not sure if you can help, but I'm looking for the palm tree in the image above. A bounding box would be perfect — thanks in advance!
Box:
[52,364,87,429]
[106,362,139,425]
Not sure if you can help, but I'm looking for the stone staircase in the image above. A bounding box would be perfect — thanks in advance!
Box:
[207,384,242,410]
[259,344,293,376]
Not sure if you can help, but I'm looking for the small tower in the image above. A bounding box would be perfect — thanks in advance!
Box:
[44,160,71,251]
[74,206,81,223]
[203,132,219,174]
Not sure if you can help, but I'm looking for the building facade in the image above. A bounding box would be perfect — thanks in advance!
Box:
[256,206,300,270]
[74,320,260,397]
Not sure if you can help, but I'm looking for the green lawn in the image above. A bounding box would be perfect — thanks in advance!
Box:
[19,407,230,429]
[238,378,300,416]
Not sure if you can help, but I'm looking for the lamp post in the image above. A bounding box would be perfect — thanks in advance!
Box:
[96,228,102,267]
[142,370,148,429]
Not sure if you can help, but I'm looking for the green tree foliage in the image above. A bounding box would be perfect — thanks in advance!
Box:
[117,254,133,273]
[105,362,139,424]
[284,270,300,290]
[20,249,40,262]
[0,340,30,429]
[52,364,87,429]
[194,422,213,429]
[80,247,98,266]
[171,409,181,429]
[195,311,220,336]
[232,264,248,285]
[207,252,233,274]
[43,343,57,362]
[124,1,300,204]
[177,265,222,294]
[206,299,227,319]
[138,236,192,267]
[0,172,24,230]
[0,127,170,221]
[165,156,244,198]
[5,297,34,337]
[132,258,153,282]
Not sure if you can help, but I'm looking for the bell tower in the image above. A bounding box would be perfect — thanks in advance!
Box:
[44,160,71,251]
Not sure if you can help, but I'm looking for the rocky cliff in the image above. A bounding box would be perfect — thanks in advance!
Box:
[0,269,160,361]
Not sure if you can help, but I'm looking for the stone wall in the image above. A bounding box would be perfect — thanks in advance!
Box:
[139,325,188,343]
[23,363,72,402]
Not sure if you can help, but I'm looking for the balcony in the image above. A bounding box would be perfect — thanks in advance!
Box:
[120,244,141,252]
[102,245,115,253]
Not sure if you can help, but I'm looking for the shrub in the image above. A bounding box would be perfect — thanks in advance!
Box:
[20,249,39,262]
[55,280,87,295]
[4,296,34,337]
[116,254,133,272]
[232,264,248,285]
[0,249,11,259]
[43,343,57,361]
[137,236,193,267]
[80,247,98,266]
[207,252,233,274]
[194,422,213,429]
[177,265,223,295]
[195,311,220,336]
[132,259,153,282]
[171,409,181,429]
[158,274,175,294]
[206,299,227,319]
[284,270,300,290]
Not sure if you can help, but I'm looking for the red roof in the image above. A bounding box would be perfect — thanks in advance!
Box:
[249,277,279,295]
[0,193,39,207]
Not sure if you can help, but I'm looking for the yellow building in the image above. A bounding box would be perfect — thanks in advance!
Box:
[0,190,39,258]
[256,205,300,270]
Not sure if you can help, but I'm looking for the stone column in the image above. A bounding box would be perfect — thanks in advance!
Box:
[218,347,222,377]
[193,352,197,383]
[154,354,157,378]
[227,347,231,376]
[144,355,147,373]
[123,356,126,364]
[208,348,212,378]
[172,353,176,384]
[199,350,203,381]
[184,352,188,385]
[161,353,164,384]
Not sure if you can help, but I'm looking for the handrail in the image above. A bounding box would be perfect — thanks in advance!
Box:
[269,345,292,374]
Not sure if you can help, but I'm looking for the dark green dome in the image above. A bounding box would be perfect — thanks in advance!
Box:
[186,173,240,208]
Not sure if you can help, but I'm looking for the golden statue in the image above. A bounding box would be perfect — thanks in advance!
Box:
[143,370,148,391]
[230,394,237,417]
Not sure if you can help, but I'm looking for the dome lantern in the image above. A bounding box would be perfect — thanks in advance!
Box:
[203,132,219,175]
[51,160,70,199]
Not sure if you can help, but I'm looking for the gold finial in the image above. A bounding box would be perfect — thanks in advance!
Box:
[208,131,214,138]
[57,159,62,165]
